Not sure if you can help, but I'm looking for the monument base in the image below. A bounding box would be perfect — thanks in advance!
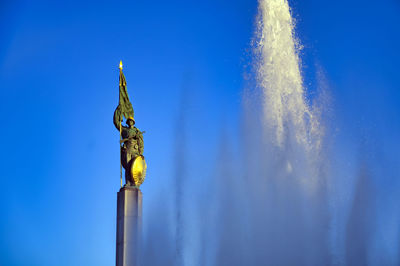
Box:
[116,186,142,266]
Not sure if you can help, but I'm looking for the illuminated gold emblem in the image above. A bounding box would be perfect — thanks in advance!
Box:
[131,155,147,187]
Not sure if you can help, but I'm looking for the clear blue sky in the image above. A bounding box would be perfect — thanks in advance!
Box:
[0,0,399,265]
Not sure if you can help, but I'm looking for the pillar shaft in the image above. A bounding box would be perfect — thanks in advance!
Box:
[116,187,142,266]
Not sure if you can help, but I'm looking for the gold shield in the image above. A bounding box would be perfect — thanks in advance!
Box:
[131,156,147,187]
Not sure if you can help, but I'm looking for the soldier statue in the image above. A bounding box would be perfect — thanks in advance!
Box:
[114,61,146,187]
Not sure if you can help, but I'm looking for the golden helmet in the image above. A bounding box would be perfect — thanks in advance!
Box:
[127,116,135,124]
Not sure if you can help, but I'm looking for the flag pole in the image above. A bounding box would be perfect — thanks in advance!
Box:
[119,61,124,188]
[119,121,123,188]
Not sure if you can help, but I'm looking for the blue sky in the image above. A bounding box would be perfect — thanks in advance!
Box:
[0,0,399,265]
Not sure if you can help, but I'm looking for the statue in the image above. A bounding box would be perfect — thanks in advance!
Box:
[113,61,147,187]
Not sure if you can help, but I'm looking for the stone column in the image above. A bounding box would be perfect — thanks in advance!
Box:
[116,187,142,266]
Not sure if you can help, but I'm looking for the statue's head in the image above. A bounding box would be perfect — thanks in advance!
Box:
[126,117,135,127]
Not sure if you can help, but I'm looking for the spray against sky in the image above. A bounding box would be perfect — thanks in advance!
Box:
[142,0,399,265]
[256,0,320,148]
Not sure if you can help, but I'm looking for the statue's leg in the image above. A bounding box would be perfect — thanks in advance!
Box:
[121,148,130,186]
[126,152,135,186]
[121,147,128,169]
[125,168,131,186]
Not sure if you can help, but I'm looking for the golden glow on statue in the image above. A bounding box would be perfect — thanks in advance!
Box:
[119,60,123,70]
[131,156,147,187]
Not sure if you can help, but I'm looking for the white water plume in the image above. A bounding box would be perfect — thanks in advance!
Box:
[255,0,321,150]
[239,0,332,264]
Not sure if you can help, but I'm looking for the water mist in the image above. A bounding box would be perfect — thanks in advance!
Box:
[141,0,389,265]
